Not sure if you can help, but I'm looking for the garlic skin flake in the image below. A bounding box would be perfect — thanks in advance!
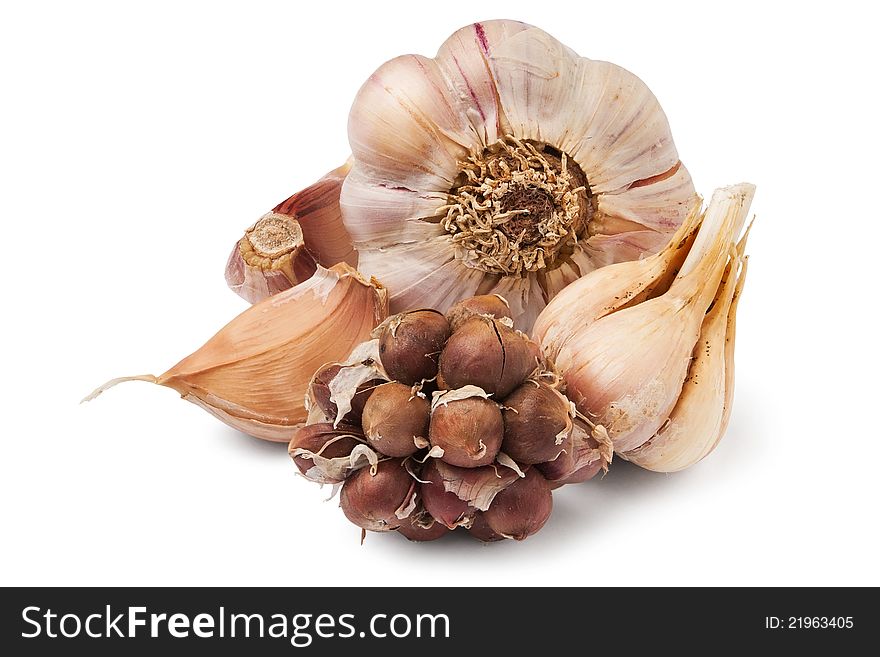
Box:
[226,160,357,304]
[85,264,388,442]
[535,184,754,458]
[249,20,690,329]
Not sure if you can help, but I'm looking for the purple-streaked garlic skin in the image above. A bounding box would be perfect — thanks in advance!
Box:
[340,458,415,532]
[439,317,537,398]
[429,396,503,468]
[361,382,429,458]
[420,459,475,529]
[446,294,512,332]
[378,310,451,385]
[502,381,572,464]
[483,468,553,540]
[288,423,364,482]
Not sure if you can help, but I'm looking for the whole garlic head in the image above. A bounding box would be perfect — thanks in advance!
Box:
[341,20,695,328]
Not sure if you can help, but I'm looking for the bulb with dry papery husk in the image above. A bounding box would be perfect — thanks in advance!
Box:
[288,294,611,543]
[83,263,388,442]
[533,183,754,471]
[226,20,695,328]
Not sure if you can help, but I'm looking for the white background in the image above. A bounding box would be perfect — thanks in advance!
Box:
[2,0,878,587]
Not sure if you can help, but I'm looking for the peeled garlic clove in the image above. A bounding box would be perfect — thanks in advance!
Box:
[225,212,317,304]
[623,248,746,472]
[84,264,388,442]
[552,184,755,454]
[226,160,356,303]
[533,201,702,367]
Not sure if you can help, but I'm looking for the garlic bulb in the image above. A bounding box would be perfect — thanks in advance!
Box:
[341,20,694,329]
[84,263,388,441]
[226,161,356,303]
[533,183,754,460]
[229,20,694,327]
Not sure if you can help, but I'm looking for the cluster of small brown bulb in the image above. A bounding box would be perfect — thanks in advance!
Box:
[289,295,606,542]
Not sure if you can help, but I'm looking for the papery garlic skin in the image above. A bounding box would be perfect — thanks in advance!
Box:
[539,184,754,455]
[86,263,388,442]
[338,20,694,328]
[226,160,356,304]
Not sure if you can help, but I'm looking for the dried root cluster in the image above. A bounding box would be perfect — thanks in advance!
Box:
[289,295,611,542]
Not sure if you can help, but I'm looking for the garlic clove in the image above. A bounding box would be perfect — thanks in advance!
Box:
[361,382,430,458]
[288,423,376,485]
[483,26,578,143]
[482,467,553,541]
[429,388,504,468]
[224,212,316,304]
[467,512,506,542]
[533,202,702,366]
[623,249,745,472]
[84,264,388,442]
[439,317,537,398]
[431,460,520,512]
[537,420,613,487]
[226,161,356,304]
[397,511,451,542]
[718,249,750,444]
[376,310,451,385]
[420,458,476,529]
[501,381,573,465]
[339,458,417,532]
[446,294,512,332]
[552,184,754,453]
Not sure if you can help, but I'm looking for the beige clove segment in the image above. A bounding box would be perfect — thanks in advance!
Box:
[623,235,749,471]
[85,264,388,442]
[535,183,755,462]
